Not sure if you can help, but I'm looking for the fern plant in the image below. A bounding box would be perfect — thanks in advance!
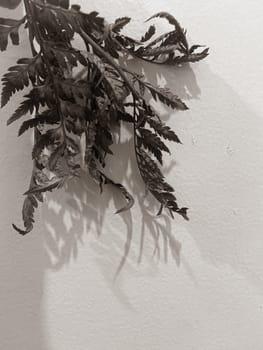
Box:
[0,0,208,234]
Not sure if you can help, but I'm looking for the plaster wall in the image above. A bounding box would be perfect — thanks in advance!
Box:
[1,1,263,349]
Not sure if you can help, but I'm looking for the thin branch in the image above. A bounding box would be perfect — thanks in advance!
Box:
[79,28,141,100]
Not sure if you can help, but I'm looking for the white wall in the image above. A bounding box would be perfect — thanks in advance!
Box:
[1,1,263,349]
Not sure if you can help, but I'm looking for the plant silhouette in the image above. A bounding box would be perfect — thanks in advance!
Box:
[0,0,208,234]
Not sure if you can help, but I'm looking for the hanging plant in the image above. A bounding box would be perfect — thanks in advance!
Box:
[0,0,208,235]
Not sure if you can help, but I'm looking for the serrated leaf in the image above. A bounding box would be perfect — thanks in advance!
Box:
[146,12,188,52]
[145,83,188,110]
[138,128,170,164]
[189,44,205,54]
[146,12,180,27]
[1,55,44,108]
[12,195,37,235]
[145,30,175,49]
[185,47,209,62]
[147,118,182,143]
[142,44,178,57]
[112,17,131,34]
[117,110,134,123]
[140,25,156,42]
[7,99,34,125]
[18,111,59,136]
[176,207,189,220]
[137,149,164,181]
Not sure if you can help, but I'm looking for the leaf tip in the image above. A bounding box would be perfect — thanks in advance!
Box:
[12,223,30,236]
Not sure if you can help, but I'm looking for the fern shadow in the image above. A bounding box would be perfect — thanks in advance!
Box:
[41,55,201,287]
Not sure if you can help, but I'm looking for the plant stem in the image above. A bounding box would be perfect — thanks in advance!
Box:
[79,28,141,100]
[23,0,68,142]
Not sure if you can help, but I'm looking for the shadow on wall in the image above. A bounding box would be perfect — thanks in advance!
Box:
[40,58,197,278]
[42,59,263,296]
[0,4,50,350]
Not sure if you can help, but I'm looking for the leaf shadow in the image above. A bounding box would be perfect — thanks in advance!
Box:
[42,58,200,290]
[0,5,50,350]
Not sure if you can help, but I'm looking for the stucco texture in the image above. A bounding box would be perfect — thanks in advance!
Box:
[0,1,263,349]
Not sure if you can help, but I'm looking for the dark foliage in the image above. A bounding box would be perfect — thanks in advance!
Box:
[0,0,208,234]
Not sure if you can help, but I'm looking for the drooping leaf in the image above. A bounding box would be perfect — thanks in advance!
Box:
[147,118,182,143]
[176,207,189,220]
[138,127,170,164]
[18,111,59,136]
[7,98,34,125]
[142,44,179,57]
[146,12,181,27]
[185,47,209,62]
[12,195,37,235]
[1,55,44,107]
[7,86,55,126]
[144,82,188,110]
[146,12,188,53]
[87,156,134,213]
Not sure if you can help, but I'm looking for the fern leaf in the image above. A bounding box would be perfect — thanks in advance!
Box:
[144,82,188,110]
[145,30,175,49]
[186,47,209,62]
[12,195,38,235]
[142,44,179,57]
[7,98,34,125]
[140,25,156,42]
[112,17,131,33]
[138,128,170,164]
[147,118,182,143]
[18,112,59,136]
[1,55,43,107]
[146,12,188,52]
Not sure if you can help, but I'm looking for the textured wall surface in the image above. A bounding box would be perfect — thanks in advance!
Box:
[1,1,263,349]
